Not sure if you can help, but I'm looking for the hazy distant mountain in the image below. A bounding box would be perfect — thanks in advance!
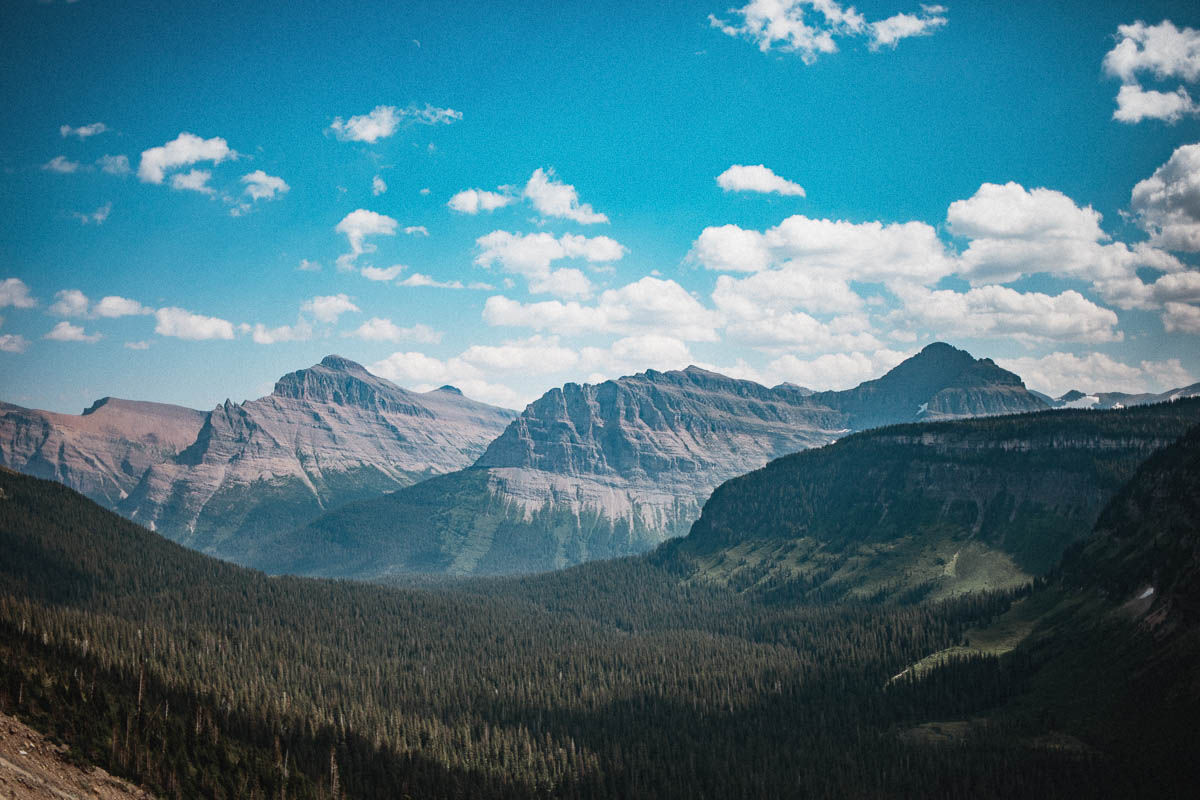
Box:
[279,342,1051,578]
[0,356,516,563]
[1034,382,1200,410]
[0,397,206,508]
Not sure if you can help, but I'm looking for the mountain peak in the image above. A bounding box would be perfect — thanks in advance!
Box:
[318,354,367,372]
[436,385,463,395]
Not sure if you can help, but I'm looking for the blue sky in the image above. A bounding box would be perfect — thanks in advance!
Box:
[2,0,1200,412]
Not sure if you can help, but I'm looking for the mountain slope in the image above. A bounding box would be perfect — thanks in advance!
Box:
[115,355,515,563]
[0,397,206,508]
[667,398,1200,600]
[281,343,1051,578]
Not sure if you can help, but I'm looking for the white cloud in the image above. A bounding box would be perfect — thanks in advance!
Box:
[298,259,322,272]
[1112,83,1198,123]
[60,122,107,139]
[43,156,81,174]
[0,278,36,309]
[725,311,882,353]
[335,208,398,269]
[50,289,89,317]
[328,104,462,142]
[398,273,494,290]
[1130,143,1200,251]
[765,349,912,391]
[710,1,945,63]
[713,268,863,316]
[892,284,1122,345]
[94,295,151,318]
[124,340,150,350]
[580,335,695,380]
[242,319,313,345]
[716,164,806,196]
[154,307,235,340]
[1103,20,1200,84]
[474,230,626,297]
[483,276,721,341]
[404,225,429,236]
[1163,301,1200,333]
[169,169,214,194]
[96,154,131,176]
[523,168,608,224]
[241,170,289,201]
[370,350,523,409]
[372,175,387,196]
[691,214,953,285]
[460,335,579,374]
[350,317,443,344]
[0,334,29,353]
[73,202,112,225]
[448,188,516,214]
[869,7,948,50]
[300,293,360,324]
[45,321,101,343]
[361,264,407,282]
[997,352,1195,396]
[138,132,236,184]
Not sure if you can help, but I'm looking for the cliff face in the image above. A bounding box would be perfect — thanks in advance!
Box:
[0,398,206,508]
[670,399,1200,600]
[282,344,1056,579]
[117,356,515,561]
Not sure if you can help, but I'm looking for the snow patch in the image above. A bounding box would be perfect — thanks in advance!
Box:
[1138,586,1155,600]
[917,402,929,416]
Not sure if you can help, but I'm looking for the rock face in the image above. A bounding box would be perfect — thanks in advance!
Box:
[283,343,1053,578]
[115,355,515,562]
[670,398,1200,601]
[0,356,515,565]
[0,398,206,508]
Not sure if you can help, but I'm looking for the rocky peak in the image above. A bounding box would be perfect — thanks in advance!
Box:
[270,355,426,414]
[436,385,463,395]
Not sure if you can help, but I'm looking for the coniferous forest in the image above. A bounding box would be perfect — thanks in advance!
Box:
[2,415,1199,798]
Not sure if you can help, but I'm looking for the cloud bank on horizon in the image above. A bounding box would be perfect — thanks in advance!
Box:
[3,0,1200,412]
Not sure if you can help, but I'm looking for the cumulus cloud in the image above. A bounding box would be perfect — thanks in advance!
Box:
[45,321,101,343]
[138,132,236,184]
[459,335,580,375]
[60,122,107,139]
[891,284,1123,345]
[241,319,313,345]
[97,154,131,175]
[73,202,112,225]
[404,225,429,236]
[483,276,721,341]
[350,317,443,344]
[765,349,912,391]
[298,259,322,272]
[372,175,387,196]
[169,169,214,194]
[710,1,946,63]
[49,289,89,317]
[43,156,81,174]
[716,164,805,196]
[474,231,625,297]
[997,351,1195,396]
[241,170,289,201]
[370,350,524,409]
[869,7,948,50]
[399,273,494,290]
[580,335,695,381]
[1163,301,1200,334]
[93,295,152,318]
[713,268,863,317]
[448,188,516,214]
[0,333,29,353]
[154,307,235,340]
[1104,20,1200,124]
[523,168,608,224]
[300,294,360,324]
[361,264,407,282]
[0,279,36,309]
[335,208,398,269]
[1113,83,1198,123]
[1130,143,1200,251]
[328,104,462,142]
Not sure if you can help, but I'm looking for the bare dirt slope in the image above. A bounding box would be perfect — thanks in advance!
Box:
[0,711,152,800]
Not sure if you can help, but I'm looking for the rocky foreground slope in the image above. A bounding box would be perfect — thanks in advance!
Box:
[278,343,1054,578]
[1,356,515,563]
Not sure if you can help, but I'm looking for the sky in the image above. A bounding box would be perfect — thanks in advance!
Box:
[2,0,1200,413]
